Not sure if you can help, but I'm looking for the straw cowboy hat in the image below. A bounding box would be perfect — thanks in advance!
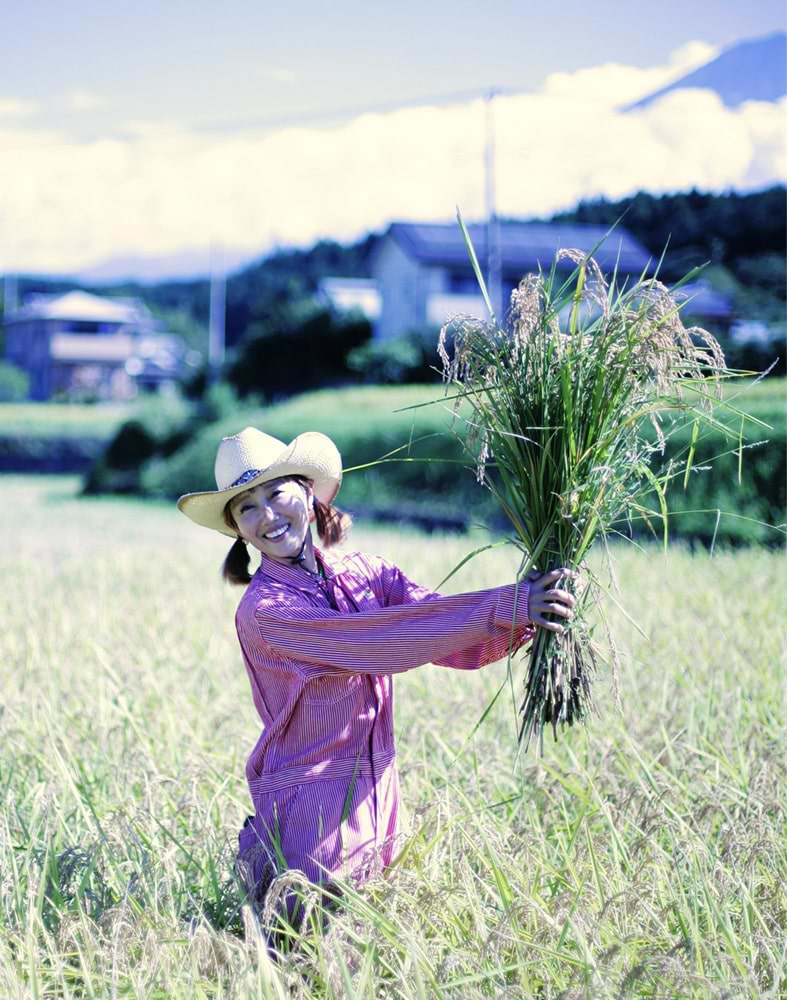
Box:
[177,427,343,537]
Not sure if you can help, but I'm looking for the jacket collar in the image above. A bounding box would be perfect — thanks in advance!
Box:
[257,544,340,594]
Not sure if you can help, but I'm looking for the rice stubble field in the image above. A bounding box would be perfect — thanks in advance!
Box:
[0,476,784,998]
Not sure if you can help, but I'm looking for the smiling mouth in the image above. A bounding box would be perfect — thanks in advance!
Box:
[263,524,289,541]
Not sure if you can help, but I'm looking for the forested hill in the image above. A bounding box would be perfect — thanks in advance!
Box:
[222,237,371,347]
[6,237,371,353]
[146,185,786,340]
[544,186,786,318]
[6,186,785,348]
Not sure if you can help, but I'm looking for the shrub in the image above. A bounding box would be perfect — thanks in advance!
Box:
[719,326,785,377]
[83,393,194,495]
[140,385,480,508]
[0,361,30,402]
[104,421,158,469]
[139,382,785,546]
[226,307,371,397]
[0,434,104,473]
[637,410,786,546]
[346,329,443,384]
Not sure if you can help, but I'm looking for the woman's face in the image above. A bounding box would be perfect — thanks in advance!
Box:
[228,477,314,562]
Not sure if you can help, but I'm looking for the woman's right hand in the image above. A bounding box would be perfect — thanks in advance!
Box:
[525,567,579,633]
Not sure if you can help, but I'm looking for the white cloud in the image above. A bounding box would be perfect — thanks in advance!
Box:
[541,39,718,107]
[0,97,38,118]
[253,66,298,84]
[64,88,107,112]
[118,119,192,139]
[0,41,784,272]
[669,40,719,68]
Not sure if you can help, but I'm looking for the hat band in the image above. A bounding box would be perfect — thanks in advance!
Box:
[230,468,263,489]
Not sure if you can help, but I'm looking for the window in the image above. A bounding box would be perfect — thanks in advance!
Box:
[447,271,478,295]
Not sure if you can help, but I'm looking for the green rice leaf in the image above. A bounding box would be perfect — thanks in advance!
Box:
[456,206,496,322]
[683,418,700,489]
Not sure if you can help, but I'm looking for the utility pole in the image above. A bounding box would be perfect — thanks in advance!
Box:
[3,272,18,318]
[207,242,226,386]
[485,89,502,324]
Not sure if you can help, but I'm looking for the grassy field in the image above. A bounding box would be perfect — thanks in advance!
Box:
[1,375,783,439]
[1,476,784,998]
[0,402,135,439]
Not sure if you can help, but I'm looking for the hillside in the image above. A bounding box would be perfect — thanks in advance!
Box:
[546,186,786,317]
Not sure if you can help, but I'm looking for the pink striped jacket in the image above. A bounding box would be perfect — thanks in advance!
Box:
[234,545,533,890]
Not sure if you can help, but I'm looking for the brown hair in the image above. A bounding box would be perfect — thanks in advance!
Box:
[221,475,353,586]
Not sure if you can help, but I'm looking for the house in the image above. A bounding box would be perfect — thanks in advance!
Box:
[317,277,381,320]
[3,290,190,400]
[676,280,735,330]
[365,220,653,339]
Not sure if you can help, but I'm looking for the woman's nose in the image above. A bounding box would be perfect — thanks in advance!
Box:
[257,503,275,523]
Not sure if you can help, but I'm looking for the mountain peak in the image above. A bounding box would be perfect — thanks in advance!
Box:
[625,31,786,111]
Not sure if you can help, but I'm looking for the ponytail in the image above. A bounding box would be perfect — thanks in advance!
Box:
[220,476,353,586]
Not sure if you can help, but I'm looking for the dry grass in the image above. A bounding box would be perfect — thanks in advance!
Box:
[0,476,784,998]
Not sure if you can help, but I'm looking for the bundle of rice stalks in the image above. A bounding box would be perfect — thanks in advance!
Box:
[437,217,731,751]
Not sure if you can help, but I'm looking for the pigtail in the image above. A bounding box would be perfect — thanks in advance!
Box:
[222,506,252,586]
[313,496,353,547]
[222,537,252,586]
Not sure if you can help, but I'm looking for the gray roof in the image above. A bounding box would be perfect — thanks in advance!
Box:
[676,281,734,320]
[382,220,652,275]
[4,290,154,326]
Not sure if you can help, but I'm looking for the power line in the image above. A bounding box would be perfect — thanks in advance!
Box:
[189,84,526,134]
[185,78,739,136]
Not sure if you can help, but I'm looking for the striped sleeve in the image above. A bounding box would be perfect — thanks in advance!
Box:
[252,577,532,676]
[373,554,533,670]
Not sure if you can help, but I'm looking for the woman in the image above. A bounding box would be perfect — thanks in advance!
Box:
[177,426,577,912]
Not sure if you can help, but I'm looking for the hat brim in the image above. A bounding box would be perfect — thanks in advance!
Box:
[177,431,342,537]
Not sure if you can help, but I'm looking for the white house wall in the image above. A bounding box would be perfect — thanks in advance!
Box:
[370,236,420,338]
[369,237,446,339]
[426,292,488,328]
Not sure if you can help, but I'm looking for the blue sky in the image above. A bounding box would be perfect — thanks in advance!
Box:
[0,1,785,273]
[3,0,785,135]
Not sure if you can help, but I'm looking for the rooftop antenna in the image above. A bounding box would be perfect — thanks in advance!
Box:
[485,88,502,323]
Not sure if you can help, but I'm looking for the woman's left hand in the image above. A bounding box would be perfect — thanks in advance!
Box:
[526,567,579,633]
